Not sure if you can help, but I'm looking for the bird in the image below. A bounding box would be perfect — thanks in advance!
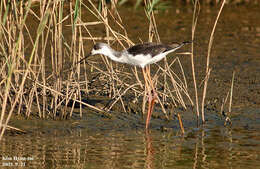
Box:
[79,41,190,68]
[79,41,191,129]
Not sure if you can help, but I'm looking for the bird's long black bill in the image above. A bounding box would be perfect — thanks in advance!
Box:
[62,53,92,73]
[76,53,91,65]
[182,41,192,45]
[177,41,193,49]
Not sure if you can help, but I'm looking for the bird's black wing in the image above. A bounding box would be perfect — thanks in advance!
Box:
[127,43,173,57]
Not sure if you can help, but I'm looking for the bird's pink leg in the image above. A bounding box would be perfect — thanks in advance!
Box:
[144,66,157,129]
[146,66,157,100]
[142,68,152,129]
[142,68,152,101]
[146,96,156,129]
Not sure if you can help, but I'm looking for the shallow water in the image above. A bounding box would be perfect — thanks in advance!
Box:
[1,109,260,169]
[1,2,260,169]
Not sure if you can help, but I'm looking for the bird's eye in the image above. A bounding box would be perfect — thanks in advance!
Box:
[93,44,99,50]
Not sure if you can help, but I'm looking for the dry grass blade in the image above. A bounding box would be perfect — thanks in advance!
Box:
[177,113,185,134]
[229,71,235,113]
[201,68,211,122]
[0,124,26,134]
[0,63,13,140]
[37,9,51,35]
[191,0,200,121]
[201,0,226,123]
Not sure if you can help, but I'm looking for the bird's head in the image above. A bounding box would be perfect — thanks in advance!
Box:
[76,43,111,64]
[90,43,110,56]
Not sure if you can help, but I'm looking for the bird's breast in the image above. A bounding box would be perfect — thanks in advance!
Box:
[125,54,152,66]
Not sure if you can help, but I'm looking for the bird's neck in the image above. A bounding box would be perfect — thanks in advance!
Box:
[102,47,123,63]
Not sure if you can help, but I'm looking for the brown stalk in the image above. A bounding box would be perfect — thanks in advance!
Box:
[39,1,51,118]
[177,113,185,134]
[229,71,235,113]
[191,0,200,122]
[201,68,211,123]
[201,0,226,123]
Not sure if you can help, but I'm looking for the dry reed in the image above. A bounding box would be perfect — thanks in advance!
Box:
[191,0,200,123]
[201,0,226,123]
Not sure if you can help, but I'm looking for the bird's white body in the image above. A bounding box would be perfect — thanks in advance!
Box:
[119,50,174,68]
[89,42,189,68]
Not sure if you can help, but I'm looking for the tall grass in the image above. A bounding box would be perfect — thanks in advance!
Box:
[0,0,33,139]
[0,0,106,139]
